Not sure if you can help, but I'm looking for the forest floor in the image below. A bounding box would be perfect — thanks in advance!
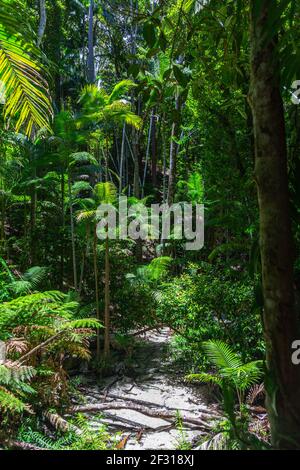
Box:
[72,328,220,450]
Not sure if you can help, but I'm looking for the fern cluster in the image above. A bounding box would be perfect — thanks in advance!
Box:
[0,277,101,440]
[17,414,116,450]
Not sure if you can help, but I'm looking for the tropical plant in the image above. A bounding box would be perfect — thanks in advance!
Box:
[0,0,53,135]
[186,340,263,448]
[77,182,117,358]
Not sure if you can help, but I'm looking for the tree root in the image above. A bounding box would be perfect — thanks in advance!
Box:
[70,402,215,430]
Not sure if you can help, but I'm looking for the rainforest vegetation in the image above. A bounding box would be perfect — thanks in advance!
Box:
[0,0,300,452]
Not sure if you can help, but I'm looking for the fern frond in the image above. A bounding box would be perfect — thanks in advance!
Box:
[0,385,26,413]
[69,152,98,168]
[202,340,242,370]
[64,318,102,329]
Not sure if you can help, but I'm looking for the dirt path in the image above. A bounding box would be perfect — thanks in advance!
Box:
[75,328,219,450]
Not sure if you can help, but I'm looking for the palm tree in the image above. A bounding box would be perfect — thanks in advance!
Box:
[0,0,53,136]
[77,182,117,359]
[78,80,142,189]
[186,340,263,444]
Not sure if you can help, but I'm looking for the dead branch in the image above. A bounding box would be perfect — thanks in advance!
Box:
[43,411,81,435]
[18,331,65,364]
[98,391,220,418]
[9,440,46,451]
[70,402,215,429]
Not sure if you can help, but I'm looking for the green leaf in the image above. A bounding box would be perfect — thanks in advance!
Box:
[65,319,103,329]
[173,65,190,87]
[143,22,157,48]
[202,340,242,370]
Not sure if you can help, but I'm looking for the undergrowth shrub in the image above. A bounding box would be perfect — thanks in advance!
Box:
[156,262,264,369]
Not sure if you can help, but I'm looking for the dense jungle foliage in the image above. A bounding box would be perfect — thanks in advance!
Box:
[0,0,300,452]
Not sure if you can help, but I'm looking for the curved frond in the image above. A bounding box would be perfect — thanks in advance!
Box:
[185,372,222,386]
[93,182,117,204]
[108,79,136,104]
[202,340,242,370]
[103,102,142,129]
[0,6,53,136]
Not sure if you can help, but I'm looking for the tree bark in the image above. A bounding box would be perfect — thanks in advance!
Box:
[249,0,300,449]
[119,123,126,194]
[30,176,37,266]
[93,227,100,360]
[167,95,180,205]
[87,0,95,83]
[37,0,47,47]
[68,172,77,291]
[104,231,110,356]
[151,108,157,188]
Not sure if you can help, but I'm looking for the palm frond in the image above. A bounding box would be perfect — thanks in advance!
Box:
[185,372,222,386]
[223,361,264,390]
[0,10,53,136]
[78,84,108,109]
[76,209,96,223]
[103,102,142,129]
[108,79,136,104]
[93,182,117,204]
[202,340,242,370]
[22,266,48,290]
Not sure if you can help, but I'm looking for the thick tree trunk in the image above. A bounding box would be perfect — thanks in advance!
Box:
[87,0,95,83]
[249,0,300,449]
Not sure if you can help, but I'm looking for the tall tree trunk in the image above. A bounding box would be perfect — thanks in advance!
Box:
[93,227,100,360]
[167,95,180,205]
[60,171,65,289]
[142,112,154,197]
[119,124,126,194]
[133,130,140,199]
[30,171,37,266]
[249,0,300,449]
[68,172,77,291]
[162,113,167,204]
[151,108,157,188]
[37,0,47,47]
[0,196,6,257]
[87,0,95,83]
[104,231,110,356]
